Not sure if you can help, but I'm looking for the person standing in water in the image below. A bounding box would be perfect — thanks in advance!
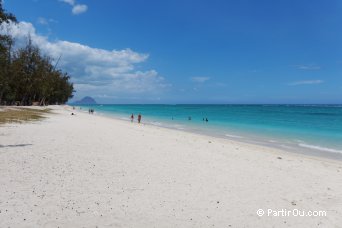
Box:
[138,113,142,123]
[130,113,134,122]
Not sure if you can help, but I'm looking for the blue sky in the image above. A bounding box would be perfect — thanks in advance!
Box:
[2,0,342,104]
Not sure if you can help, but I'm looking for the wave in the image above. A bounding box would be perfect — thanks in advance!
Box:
[298,143,342,154]
[150,121,163,126]
[225,134,244,139]
[280,144,292,149]
[306,112,340,116]
[172,124,185,130]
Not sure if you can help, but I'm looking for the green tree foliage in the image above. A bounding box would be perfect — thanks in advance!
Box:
[0,1,17,23]
[0,2,74,105]
[0,0,16,104]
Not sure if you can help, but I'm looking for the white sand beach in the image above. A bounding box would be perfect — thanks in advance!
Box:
[1,106,342,228]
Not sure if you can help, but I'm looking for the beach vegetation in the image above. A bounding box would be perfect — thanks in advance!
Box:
[0,107,50,124]
[0,2,74,106]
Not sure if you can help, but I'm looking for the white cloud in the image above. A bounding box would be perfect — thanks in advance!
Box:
[59,0,75,6]
[36,17,58,27]
[0,21,169,100]
[37,17,48,25]
[72,4,88,15]
[294,64,321,70]
[191,77,210,83]
[59,0,88,15]
[289,80,324,86]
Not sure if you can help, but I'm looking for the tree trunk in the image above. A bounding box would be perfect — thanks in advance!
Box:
[21,95,27,106]
[40,97,46,106]
[0,90,3,105]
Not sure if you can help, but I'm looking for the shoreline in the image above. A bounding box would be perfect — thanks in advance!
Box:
[75,105,342,161]
[1,105,342,227]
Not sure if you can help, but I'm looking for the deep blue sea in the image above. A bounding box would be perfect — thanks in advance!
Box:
[76,104,342,158]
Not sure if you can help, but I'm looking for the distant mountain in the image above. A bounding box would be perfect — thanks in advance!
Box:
[73,96,97,105]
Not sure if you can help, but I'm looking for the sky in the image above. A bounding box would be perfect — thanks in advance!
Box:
[2,0,342,104]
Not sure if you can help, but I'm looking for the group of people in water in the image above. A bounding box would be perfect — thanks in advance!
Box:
[131,114,207,124]
[81,108,209,124]
[188,116,208,122]
[84,109,208,124]
[130,113,142,123]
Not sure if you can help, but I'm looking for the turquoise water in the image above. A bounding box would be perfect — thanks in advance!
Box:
[77,104,342,157]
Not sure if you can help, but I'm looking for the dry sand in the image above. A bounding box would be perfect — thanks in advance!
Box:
[0,105,342,228]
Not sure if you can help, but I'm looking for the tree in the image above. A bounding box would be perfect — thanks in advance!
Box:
[0,34,14,104]
[0,1,16,104]
[0,1,17,23]
[0,2,74,105]
[10,38,74,105]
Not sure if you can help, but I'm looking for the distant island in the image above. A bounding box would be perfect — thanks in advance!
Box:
[73,96,97,105]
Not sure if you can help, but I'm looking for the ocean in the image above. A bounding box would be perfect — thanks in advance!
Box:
[76,104,342,159]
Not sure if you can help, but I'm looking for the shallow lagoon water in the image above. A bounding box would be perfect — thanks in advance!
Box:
[77,104,342,159]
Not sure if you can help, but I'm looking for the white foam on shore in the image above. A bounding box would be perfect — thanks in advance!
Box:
[171,124,185,130]
[280,144,292,149]
[299,143,342,154]
[225,134,244,139]
[151,121,163,126]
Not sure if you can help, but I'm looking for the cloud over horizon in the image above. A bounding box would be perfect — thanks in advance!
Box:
[0,21,169,101]
[294,64,321,71]
[191,77,210,83]
[289,80,324,86]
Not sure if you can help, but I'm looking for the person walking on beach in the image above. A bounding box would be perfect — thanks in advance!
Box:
[130,113,134,122]
[138,113,142,123]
